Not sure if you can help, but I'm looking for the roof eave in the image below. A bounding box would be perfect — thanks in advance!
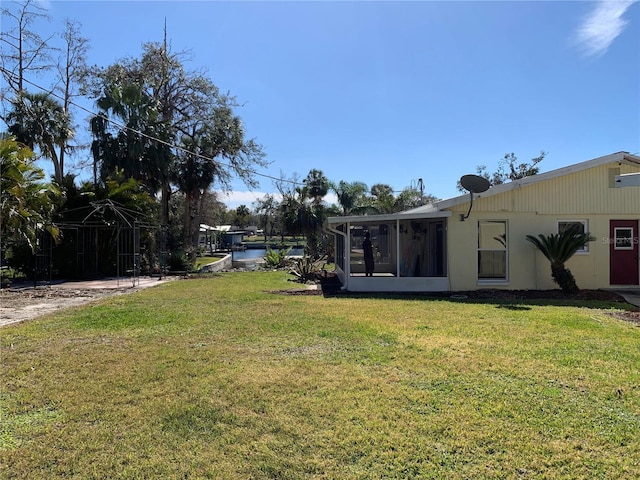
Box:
[327,210,451,225]
[436,151,640,210]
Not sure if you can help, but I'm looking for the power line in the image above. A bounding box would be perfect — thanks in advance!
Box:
[0,67,303,187]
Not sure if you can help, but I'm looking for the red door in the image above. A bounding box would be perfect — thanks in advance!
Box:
[610,220,639,285]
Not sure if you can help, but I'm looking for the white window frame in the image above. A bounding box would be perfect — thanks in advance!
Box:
[557,220,589,254]
[477,220,508,283]
[614,227,634,250]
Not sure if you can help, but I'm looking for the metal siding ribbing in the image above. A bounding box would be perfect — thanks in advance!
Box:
[454,164,640,215]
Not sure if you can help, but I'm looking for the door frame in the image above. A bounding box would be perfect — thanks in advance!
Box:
[609,219,640,286]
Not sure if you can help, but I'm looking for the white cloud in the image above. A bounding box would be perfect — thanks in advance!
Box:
[217,191,281,210]
[573,0,638,57]
[217,190,338,210]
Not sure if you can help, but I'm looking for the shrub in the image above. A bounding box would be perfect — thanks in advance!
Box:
[264,247,291,269]
[289,254,325,283]
[525,225,594,294]
[168,251,194,272]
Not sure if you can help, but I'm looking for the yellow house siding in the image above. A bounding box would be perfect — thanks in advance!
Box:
[450,163,640,216]
[448,213,550,291]
[447,211,638,292]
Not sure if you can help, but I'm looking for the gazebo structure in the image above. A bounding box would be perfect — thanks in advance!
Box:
[43,199,163,286]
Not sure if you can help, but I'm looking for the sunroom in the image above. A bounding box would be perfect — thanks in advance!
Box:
[326,208,451,292]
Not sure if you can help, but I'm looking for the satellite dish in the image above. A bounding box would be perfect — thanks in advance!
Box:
[460,174,490,194]
[459,174,490,220]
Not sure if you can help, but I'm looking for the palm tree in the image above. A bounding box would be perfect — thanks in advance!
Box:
[302,169,329,205]
[7,92,72,184]
[525,225,594,294]
[333,180,368,216]
[0,136,60,251]
[279,188,326,257]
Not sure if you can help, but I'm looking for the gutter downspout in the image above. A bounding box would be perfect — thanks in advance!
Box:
[325,222,349,290]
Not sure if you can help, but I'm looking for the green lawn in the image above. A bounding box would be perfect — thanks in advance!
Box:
[2,272,639,479]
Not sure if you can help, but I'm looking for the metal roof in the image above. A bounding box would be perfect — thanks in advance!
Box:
[436,151,640,210]
[327,151,640,223]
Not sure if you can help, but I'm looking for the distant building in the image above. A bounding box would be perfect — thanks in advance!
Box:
[198,225,233,251]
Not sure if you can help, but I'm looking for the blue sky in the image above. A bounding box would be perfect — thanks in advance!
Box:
[6,0,640,209]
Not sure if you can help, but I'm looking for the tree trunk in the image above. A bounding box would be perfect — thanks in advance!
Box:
[57,142,65,184]
[183,188,202,250]
[46,140,63,184]
[160,181,171,227]
[551,263,579,294]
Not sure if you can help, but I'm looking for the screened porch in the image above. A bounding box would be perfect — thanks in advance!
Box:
[327,211,451,292]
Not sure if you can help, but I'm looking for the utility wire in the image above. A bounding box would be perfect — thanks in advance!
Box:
[0,67,303,187]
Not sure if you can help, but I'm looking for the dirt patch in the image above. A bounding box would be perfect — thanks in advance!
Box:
[448,288,628,303]
[271,288,323,296]
[455,288,638,325]
[0,287,133,327]
[603,310,640,325]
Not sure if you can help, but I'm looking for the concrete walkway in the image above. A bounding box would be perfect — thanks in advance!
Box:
[53,276,174,289]
[5,276,176,290]
[614,289,640,308]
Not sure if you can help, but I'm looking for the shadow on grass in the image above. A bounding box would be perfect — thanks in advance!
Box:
[497,304,532,311]
[319,284,633,311]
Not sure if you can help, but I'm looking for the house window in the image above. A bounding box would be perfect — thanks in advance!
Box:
[558,220,588,253]
[478,221,507,280]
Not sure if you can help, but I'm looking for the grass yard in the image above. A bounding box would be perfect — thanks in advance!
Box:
[2,271,639,479]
